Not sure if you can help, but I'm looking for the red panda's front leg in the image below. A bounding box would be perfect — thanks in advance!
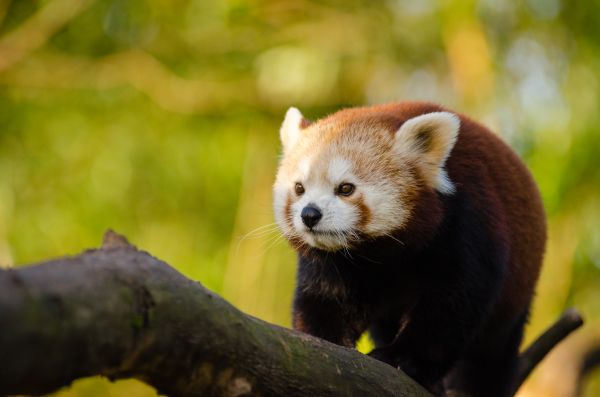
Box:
[368,293,469,392]
[369,278,500,393]
[292,290,369,348]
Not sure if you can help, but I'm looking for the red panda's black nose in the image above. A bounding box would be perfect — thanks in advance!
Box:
[301,205,322,228]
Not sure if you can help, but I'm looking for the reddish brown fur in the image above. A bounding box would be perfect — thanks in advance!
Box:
[353,194,372,229]
[450,113,546,320]
[313,101,545,309]
[284,101,546,396]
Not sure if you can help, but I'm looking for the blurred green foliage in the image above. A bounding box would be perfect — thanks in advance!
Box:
[0,0,599,396]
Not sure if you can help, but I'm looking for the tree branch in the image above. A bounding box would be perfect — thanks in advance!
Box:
[0,231,584,396]
[0,231,430,397]
[0,50,257,114]
[0,0,96,72]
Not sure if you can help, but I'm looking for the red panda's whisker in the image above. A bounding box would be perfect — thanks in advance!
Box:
[233,223,281,258]
[384,233,405,246]
[260,232,287,254]
[237,223,280,240]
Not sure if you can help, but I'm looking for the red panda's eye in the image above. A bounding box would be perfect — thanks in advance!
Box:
[295,183,305,196]
[337,183,355,196]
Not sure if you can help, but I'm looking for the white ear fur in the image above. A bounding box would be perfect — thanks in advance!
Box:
[280,107,306,152]
[394,111,460,194]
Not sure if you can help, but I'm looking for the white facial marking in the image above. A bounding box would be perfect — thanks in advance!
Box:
[361,181,406,235]
[275,110,460,252]
[327,157,352,183]
[277,154,362,251]
[297,157,311,181]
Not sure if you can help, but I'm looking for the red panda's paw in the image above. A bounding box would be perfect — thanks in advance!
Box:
[369,349,444,394]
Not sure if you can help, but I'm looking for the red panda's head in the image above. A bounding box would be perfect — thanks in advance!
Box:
[273,106,460,252]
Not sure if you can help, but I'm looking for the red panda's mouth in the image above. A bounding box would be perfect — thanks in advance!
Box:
[301,229,359,251]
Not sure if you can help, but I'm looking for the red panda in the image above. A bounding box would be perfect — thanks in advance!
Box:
[273,102,546,396]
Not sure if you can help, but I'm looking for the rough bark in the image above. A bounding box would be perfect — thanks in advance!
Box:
[0,231,584,397]
[0,231,430,397]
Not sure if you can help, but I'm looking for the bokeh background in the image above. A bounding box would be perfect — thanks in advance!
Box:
[1,0,599,396]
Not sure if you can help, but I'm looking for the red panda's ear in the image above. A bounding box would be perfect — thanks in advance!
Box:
[394,111,460,194]
[280,107,311,153]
